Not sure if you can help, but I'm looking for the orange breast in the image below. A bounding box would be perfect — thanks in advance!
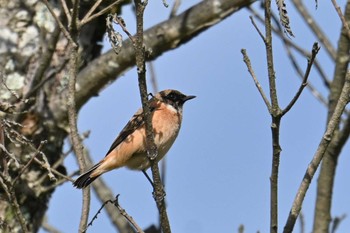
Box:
[94,102,182,174]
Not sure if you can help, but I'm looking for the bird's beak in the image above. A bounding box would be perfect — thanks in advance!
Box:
[183,95,196,102]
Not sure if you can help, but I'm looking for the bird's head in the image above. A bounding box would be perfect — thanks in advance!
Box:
[156,89,196,110]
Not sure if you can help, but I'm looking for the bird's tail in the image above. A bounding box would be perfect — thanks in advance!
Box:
[73,162,102,189]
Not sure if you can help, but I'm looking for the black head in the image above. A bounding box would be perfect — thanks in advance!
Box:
[156,89,196,109]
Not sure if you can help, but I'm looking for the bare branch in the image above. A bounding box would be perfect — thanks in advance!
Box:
[80,0,104,25]
[84,195,142,233]
[282,42,320,115]
[248,7,331,89]
[11,140,47,187]
[331,0,350,39]
[41,0,74,43]
[68,0,253,116]
[62,0,91,231]
[81,0,125,25]
[263,2,282,233]
[86,155,136,232]
[283,71,350,233]
[115,195,144,233]
[249,16,266,43]
[58,0,71,24]
[241,49,271,111]
[133,0,170,232]
[169,0,181,18]
[291,0,337,60]
[0,175,29,232]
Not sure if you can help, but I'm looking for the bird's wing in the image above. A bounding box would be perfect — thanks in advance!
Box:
[104,99,158,156]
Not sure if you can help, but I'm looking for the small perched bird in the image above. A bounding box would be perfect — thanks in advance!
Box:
[73,89,195,188]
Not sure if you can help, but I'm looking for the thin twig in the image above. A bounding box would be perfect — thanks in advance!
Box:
[115,195,144,233]
[113,14,136,44]
[37,172,78,195]
[169,0,181,18]
[84,150,135,232]
[58,0,71,24]
[331,0,350,39]
[249,16,266,43]
[80,0,104,25]
[81,0,125,26]
[241,49,271,111]
[41,0,74,43]
[11,140,47,188]
[37,148,57,181]
[84,198,115,232]
[282,42,320,116]
[0,175,29,232]
[291,0,337,60]
[84,195,141,233]
[249,6,331,89]
[283,71,350,233]
[0,122,7,176]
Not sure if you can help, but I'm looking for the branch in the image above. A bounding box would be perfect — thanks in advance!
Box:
[58,0,71,24]
[241,49,271,111]
[60,0,254,117]
[291,0,337,60]
[85,195,142,233]
[331,0,350,40]
[282,42,320,116]
[11,140,47,187]
[248,6,331,89]
[62,1,91,231]
[0,175,29,232]
[80,0,125,26]
[283,71,350,233]
[83,150,136,233]
[115,195,144,233]
[133,0,171,232]
[41,0,74,43]
[263,2,282,233]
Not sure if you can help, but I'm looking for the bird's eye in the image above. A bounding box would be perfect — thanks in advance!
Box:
[167,93,176,100]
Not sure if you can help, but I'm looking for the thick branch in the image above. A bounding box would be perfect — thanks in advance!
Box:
[67,0,253,114]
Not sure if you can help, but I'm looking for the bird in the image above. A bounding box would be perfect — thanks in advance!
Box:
[73,89,195,189]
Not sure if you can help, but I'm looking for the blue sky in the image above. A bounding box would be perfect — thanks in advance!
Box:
[42,1,350,233]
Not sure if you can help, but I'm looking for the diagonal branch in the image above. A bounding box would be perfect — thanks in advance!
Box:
[57,0,254,119]
[241,49,271,111]
[283,71,350,233]
[282,42,320,116]
[291,0,337,61]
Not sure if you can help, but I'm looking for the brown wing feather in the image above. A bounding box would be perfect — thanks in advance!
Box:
[104,98,159,156]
